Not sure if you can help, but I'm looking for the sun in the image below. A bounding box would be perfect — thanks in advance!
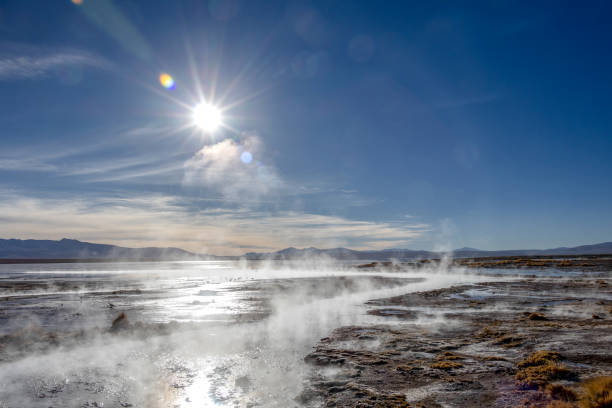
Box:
[193,102,222,132]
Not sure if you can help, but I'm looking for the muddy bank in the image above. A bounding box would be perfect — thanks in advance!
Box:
[303,273,612,407]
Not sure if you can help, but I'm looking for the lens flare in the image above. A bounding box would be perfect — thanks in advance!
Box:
[159,73,175,89]
[193,102,222,132]
[240,151,253,164]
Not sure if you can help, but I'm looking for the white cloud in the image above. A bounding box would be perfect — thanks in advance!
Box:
[183,133,283,200]
[0,48,111,80]
[0,193,430,256]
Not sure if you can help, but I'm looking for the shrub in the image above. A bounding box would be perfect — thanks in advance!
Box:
[579,376,612,408]
[516,361,571,387]
[516,351,573,387]
[518,351,562,368]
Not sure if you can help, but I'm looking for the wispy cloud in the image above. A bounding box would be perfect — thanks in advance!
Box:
[0,123,190,181]
[0,193,430,255]
[0,47,111,80]
[0,158,57,172]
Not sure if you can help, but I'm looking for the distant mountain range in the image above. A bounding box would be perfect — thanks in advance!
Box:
[243,242,612,260]
[243,247,435,260]
[0,238,611,261]
[0,238,199,260]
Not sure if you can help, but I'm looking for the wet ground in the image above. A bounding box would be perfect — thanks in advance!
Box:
[304,260,612,407]
[0,259,610,407]
[0,261,485,407]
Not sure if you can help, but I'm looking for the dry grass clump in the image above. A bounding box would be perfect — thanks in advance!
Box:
[580,376,612,408]
[483,355,508,361]
[430,360,463,370]
[518,351,562,367]
[436,351,463,360]
[542,376,612,408]
[477,323,521,347]
[494,334,524,348]
[516,361,571,387]
[478,325,505,338]
[547,383,578,402]
[515,351,573,387]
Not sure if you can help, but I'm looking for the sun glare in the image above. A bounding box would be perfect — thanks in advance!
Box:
[193,102,222,132]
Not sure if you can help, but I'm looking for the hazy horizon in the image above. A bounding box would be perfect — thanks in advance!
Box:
[1,236,611,258]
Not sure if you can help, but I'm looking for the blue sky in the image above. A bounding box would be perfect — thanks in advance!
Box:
[0,0,611,254]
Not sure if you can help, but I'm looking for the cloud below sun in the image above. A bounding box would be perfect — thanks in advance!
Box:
[183,132,283,201]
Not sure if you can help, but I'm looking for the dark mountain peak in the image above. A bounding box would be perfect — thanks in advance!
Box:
[277,247,298,253]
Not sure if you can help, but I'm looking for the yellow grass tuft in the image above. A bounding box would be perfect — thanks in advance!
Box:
[517,351,562,368]
[579,376,612,408]
[515,351,572,387]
